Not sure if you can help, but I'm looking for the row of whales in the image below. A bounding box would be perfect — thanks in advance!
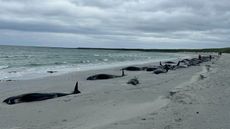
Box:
[86,55,215,79]
[2,55,215,105]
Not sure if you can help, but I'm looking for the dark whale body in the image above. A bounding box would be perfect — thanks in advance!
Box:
[153,68,168,74]
[122,66,142,71]
[146,67,158,71]
[164,61,175,64]
[152,62,171,74]
[87,70,125,80]
[87,74,120,80]
[3,82,80,105]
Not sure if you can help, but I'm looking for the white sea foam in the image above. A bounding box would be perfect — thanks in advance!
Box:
[0,56,186,80]
[0,45,191,80]
[0,65,8,70]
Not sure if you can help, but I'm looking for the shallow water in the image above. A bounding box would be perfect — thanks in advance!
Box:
[0,45,186,80]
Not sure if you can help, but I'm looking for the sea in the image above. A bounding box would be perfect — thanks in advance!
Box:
[0,45,187,80]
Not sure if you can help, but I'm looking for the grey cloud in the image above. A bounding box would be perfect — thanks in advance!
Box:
[0,0,229,48]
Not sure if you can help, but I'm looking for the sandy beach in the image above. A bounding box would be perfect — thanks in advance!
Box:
[0,53,229,129]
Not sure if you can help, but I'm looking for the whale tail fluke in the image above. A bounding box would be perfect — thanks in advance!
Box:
[73,81,81,94]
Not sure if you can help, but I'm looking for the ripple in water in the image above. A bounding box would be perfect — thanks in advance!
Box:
[0,45,186,80]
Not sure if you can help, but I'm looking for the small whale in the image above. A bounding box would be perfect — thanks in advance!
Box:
[127,77,139,85]
[87,70,125,80]
[153,68,168,74]
[160,62,171,70]
[47,71,58,73]
[166,61,184,70]
[146,67,158,72]
[173,61,188,69]
[87,74,120,80]
[122,66,142,71]
[164,61,176,64]
[3,82,80,105]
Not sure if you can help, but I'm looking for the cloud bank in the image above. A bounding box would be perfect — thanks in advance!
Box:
[0,0,229,48]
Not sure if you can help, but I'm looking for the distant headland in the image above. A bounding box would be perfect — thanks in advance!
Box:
[78,47,230,53]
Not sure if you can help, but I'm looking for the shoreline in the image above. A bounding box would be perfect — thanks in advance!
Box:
[0,52,191,81]
[0,53,227,129]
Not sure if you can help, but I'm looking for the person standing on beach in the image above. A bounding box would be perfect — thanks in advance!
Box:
[198,55,201,60]
[218,52,222,56]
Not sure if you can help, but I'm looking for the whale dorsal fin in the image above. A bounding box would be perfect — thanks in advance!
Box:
[160,61,162,66]
[73,81,81,94]
[121,69,125,76]
[177,61,180,66]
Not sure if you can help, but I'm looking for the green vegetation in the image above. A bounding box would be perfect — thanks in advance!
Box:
[78,47,230,53]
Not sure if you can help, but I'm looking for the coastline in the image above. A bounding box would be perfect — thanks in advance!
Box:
[0,45,191,81]
[0,53,228,129]
[0,52,190,81]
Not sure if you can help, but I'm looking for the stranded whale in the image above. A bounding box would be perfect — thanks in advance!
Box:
[87,70,125,80]
[122,66,143,71]
[3,82,80,105]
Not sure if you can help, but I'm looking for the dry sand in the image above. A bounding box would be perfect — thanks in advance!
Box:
[0,54,229,129]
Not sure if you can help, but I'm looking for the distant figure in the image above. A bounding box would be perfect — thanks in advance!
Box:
[198,55,201,60]
[218,52,222,56]
[209,55,212,60]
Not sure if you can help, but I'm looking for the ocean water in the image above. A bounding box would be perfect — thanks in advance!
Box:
[0,45,185,80]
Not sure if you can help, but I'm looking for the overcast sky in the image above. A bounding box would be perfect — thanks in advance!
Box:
[0,0,229,48]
